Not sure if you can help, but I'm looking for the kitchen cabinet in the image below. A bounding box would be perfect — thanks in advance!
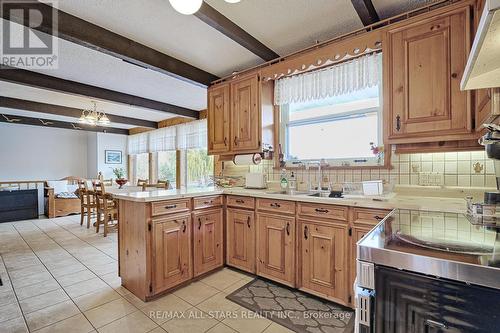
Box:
[226,207,256,273]
[153,213,192,294]
[207,74,274,156]
[207,84,230,154]
[256,212,295,286]
[299,219,348,302]
[193,208,223,277]
[385,5,474,144]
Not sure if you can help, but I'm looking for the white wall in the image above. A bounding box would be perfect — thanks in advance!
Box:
[0,123,88,181]
[87,132,98,178]
[96,133,128,179]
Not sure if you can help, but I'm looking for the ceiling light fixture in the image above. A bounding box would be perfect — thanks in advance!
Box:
[78,101,111,126]
[168,0,202,15]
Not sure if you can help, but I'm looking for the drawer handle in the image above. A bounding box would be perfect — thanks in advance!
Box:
[374,215,383,221]
[198,217,202,230]
[235,199,244,204]
[203,200,212,205]
[247,216,251,228]
[425,319,447,329]
[270,203,281,208]
[430,24,441,31]
[182,220,186,233]
[315,208,329,213]
[304,225,308,239]
[286,222,290,236]
[164,204,177,209]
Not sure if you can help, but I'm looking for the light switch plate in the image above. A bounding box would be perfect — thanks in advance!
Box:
[418,172,444,186]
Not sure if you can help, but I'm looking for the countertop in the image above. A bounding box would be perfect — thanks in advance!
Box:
[112,186,468,213]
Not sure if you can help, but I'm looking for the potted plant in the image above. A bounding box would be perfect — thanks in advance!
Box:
[111,167,128,189]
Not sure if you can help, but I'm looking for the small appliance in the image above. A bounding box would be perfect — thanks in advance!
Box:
[244,173,267,189]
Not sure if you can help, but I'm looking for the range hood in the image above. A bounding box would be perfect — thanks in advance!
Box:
[461,0,500,90]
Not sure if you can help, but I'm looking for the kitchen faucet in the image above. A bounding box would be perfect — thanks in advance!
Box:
[305,161,323,192]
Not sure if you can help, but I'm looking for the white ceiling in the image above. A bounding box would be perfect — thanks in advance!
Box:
[2,0,437,131]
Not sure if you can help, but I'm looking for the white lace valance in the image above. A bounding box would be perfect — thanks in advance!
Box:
[177,119,207,150]
[127,132,149,155]
[274,52,381,105]
[149,126,176,153]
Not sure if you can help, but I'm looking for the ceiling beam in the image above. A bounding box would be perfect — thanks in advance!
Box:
[0,97,158,129]
[2,2,218,86]
[0,67,199,119]
[194,2,279,61]
[351,0,380,26]
[0,113,129,135]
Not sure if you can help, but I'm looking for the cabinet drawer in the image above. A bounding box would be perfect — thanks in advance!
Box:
[256,198,295,214]
[352,208,391,226]
[226,195,255,209]
[298,203,348,221]
[193,195,223,210]
[151,199,190,216]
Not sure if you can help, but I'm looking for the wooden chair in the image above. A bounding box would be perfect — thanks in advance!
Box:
[77,180,96,228]
[93,181,118,237]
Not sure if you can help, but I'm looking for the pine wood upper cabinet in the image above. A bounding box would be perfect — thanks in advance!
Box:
[256,212,295,286]
[207,84,230,154]
[231,74,261,152]
[385,6,473,144]
[299,220,348,302]
[153,214,192,293]
[226,208,255,273]
[193,208,223,277]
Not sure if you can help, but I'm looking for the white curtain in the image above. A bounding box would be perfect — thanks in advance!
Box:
[127,132,149,155]
[274,52,381,105]
[149,126,176,152]
[176,119,207,150]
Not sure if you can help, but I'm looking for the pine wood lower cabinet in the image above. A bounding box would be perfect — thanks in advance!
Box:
[298,219,348,303]
[256,212,295,287]
[226,208,255,273]
[152,213,192,294]
[192,208,223,277]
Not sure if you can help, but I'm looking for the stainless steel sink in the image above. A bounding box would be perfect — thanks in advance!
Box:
[266,190,310,196]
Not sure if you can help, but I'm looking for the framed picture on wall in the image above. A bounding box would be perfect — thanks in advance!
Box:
[105,150,122,164]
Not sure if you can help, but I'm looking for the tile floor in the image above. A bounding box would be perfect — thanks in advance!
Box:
[0,215,293,333]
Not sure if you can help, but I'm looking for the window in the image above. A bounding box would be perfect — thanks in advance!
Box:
[157,151,176,188]
[281,85,381,166]
[186,148,214,188]
[131,153,149,185]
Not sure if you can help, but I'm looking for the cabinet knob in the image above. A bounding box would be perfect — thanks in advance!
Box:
[451,73,458,79]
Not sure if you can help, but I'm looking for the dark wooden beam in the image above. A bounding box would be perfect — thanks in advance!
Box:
[2,2,218,86]
[0,66,199,119]
[0,97,158,129]
[194,2,279,61]
[0,113,129,135]
[351,0,380,26]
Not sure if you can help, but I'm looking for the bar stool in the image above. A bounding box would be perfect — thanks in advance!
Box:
[78,180,96,228]
[93,181,118,237]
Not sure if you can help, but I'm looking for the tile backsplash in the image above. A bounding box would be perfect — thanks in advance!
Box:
[223,150,497,189]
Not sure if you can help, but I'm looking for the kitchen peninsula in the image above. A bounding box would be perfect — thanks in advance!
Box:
[114,187,469,306]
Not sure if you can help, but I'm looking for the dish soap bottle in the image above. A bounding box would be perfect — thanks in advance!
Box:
[280,169,288,192]
[289,171,297,193]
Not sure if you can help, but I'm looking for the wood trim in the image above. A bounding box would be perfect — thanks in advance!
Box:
[128,127,154,135]
[0,97,158,128]
[1,2,217,86]
[194,2,279,61]
[0,67,199,119]
[395,139,483,154]
[0,112,128,135]
[351,0,380,26]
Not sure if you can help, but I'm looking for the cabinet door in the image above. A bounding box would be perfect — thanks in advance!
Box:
[300,220,347,301]
[193,208,223,277]
[256,212,295,286]
[153,215,192,293]
[386,8,472,142]
[226,208,255,273]
[207,84,230,154]
[231,74,260,152]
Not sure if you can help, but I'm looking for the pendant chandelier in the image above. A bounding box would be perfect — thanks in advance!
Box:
[168,0,240,15]
[78,101,110,126]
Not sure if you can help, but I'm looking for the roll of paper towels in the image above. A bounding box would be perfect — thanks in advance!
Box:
[233,154,262,165]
